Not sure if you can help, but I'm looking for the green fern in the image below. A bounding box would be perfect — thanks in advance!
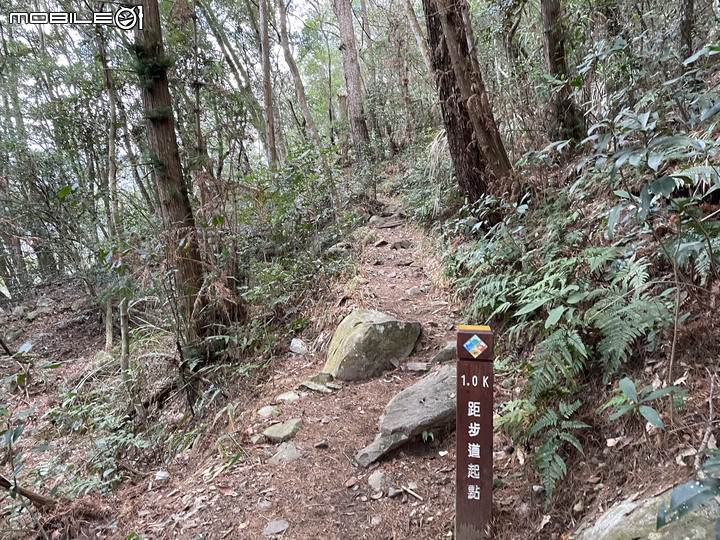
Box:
[529,400,589,506]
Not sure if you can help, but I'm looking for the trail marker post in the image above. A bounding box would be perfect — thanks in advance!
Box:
[456,325,494,539]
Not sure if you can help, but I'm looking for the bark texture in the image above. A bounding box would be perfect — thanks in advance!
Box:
[133,0,205,339]
[541,0,585,141]
[259,0,278,169]
[334,0,370,155]
[679,0,694,60]
[422,0,511,201]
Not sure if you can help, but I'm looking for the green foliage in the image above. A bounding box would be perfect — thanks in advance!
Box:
[600,377,676,429]
[657,448,720,532]
[530,400,589,505]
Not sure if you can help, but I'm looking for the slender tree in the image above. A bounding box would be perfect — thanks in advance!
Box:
[132,0,206,341]
[259,0,278,169]
[334,0,370,156]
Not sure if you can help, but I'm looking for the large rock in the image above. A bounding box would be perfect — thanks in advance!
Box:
[571,490,720,540]
[355,364,456,467]
[323,309,421,381]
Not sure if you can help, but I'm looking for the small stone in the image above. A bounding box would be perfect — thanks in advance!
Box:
[371,491,383,500]
[368,215,383,227]
[370,516,382,526]
[406,362,429,372]
[320,417,330,424]
[445,321,455,331]
[368,470,391,492]
[390,240,411,250]
[594,483,604,492]
[275,391,300,403]
[35,297,53,308]
[268,442,302,464]
[532,485,545,494]
[289,338,309,355]
[263,418,303,443]
[501,378,516,389]
[325,382,342,390]
[345,477,358,488]
[408,481,418,490]
[573,502,585,513]
[258,406,282,418]
[360,496,368,502]
[257,499,272,509]
[26,306,52,321]
[374,239,388,247]
[431,342,456,364]
[299,381,332,394]
[314,439,329,449]
[70,298,89,311]
[310,372,334,384]
[405,286,421,296]
[388,487,403,498]
[155,471,170,482]
[250,434,265,444]
[11,306,27,319]
[3,326,23,343]
[263,519,289,536]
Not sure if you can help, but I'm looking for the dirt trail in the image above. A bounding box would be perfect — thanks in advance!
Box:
[110,204,467,539]
[0,202,492,539]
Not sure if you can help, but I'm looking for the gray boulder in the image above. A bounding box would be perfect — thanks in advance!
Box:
[431,341,456,364]
[571,490,720,540]
[355,363,456,467]
[322,309,421,381]
[263,418,302,443]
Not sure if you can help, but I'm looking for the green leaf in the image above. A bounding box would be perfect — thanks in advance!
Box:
[608,205,623,240]
[545,306,566,328]
[647,152,664,172]
[642,386,675,402]
[515,297,553,317]
[618,377,638,403]
[701,101,720,122]
[657,478,720,528]
[567,291,589,304]
[608,404,634,421]
[639,405,664,429]
[649,176,677,198]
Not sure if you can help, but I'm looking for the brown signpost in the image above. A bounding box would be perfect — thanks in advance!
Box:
[456,325,494,539]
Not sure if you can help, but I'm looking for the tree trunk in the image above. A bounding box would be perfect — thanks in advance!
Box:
[278,0,324,155]
[421,0,512,201]
[96,28,121,235]
[133,0,205,341]
[334,0,370,156]
[541,0,585,141]
[679,0,694,60]
[259,0,278,169]
[403,0,434,79]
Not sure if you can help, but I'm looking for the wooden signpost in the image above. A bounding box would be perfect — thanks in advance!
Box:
[456,325,494,539]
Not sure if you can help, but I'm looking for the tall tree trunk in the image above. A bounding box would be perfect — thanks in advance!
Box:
[133,0,205,341]
[422,0,512,200]
[278,0,324,155]
[97,28,121,235]
[403,0,434,79]
[679,0,694,60]
[259,0,278,169]
[541,0,585,141]
[334,0,370,156]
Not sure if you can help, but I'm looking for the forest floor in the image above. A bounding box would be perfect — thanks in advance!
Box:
[0,197,708,539]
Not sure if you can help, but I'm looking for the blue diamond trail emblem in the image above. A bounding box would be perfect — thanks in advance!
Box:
[463,334,488,358]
